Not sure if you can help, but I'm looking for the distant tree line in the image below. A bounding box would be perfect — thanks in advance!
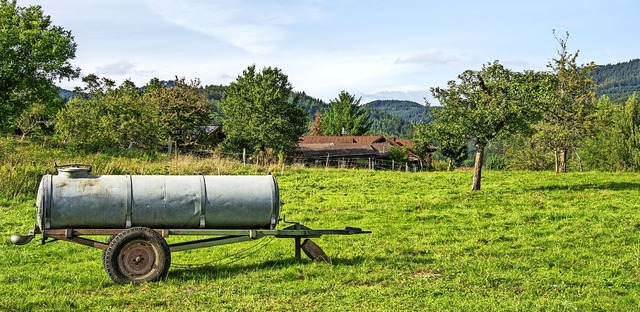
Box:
[592,59,640,103]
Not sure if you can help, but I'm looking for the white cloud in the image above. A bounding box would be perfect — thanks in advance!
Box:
[142,0,320,54]
[94,60,139,76]
[395,49,472,66]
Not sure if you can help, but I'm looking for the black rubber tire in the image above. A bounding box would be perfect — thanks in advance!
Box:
[103,227,171,284]
[101,235,116,263]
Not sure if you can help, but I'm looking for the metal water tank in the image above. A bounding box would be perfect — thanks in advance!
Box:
[36,166,280,230]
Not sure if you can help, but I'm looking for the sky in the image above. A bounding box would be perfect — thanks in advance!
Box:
[20,0,640,104]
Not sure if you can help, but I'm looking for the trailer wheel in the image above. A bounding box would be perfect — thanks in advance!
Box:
[103,227,171,284]
[101,235,116,263]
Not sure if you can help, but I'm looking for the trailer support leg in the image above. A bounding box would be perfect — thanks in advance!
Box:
[295,237,301,259]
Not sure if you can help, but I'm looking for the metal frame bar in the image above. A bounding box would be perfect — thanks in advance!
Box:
[168,235,252,252]
[46,235,109,250]
[42,224,370,253]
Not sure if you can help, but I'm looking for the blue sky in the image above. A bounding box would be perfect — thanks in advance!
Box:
[21,0,640,104]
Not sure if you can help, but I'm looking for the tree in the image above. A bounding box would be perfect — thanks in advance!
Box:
[55,78,160,151]
[0,0,79,133]
[145,77,212,149]
[387,146,408,167]
[534,31,597,173]
[321,91,371,136]
[619,93,640,170]
[145,77,164,93]
[309,111,323,135]
[14,102,49,140]
[221,65,307,157]
[431,61,547,190]
[414,120,467,171]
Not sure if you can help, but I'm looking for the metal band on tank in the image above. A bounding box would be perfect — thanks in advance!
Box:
[125,174,132,228]
[199,174,206,228]
[44,174,52,229]
[270,175,279,229]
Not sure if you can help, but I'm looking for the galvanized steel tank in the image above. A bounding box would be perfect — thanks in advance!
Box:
[36,167,280,230]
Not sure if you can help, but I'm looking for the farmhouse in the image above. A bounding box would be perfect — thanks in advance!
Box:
[295,135,419,161]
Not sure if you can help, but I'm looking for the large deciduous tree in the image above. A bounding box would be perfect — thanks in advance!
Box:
[55,77,160,151]
[145,77,211,149]
[321,90,371,136]
[221,65,307,156]
[0,0,80,133]
[534,31,597,173]
[431,61,547,190]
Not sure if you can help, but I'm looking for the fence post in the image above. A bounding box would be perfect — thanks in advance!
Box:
[243,149,246,166]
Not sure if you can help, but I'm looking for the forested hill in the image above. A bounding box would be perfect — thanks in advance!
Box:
[362,100,430,138]
[593,58,640,103]
[294,94,429,138]
[363,100,429,123]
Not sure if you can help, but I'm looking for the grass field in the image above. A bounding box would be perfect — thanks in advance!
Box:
[1,167,639,311]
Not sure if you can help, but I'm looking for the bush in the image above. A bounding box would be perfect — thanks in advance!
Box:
[484,154,506,170]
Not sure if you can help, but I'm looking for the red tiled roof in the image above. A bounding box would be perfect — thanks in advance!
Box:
[296,142,379,158]
[389,137,415,148]
[300,135,386,144]
[296,135,436,160]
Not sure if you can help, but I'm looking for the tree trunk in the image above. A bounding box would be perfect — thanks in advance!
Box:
[554,149,559,174]
[448,158,454,171]
[574,148,584,172]
[471,141,486,191]
[560,148,568,173]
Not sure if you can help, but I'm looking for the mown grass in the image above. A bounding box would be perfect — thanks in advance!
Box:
[1,166,640,311]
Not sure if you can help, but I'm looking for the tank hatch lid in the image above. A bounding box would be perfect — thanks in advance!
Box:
[56,164,92,178]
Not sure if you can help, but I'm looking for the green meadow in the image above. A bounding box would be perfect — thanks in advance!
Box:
[1,164,639,311]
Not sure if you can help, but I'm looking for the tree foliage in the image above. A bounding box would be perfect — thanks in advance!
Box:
[0,0,79,133]
[386,146,408,165]
[145,77,212,148]
[502,134,554,171]
[430,61,548,190]
[308,111,323,135]
[579,93,640,171]
[55,77,159,151]
[321,90,371,136]
[620,93,640,169]
[221,65,307,156]
[296,91,328,119]
[534,31,597,173]
[413,120,467,171]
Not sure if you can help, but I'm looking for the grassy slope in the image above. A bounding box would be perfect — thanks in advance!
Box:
[1,168,639,311]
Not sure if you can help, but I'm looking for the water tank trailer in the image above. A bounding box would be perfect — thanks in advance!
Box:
[11,164,370,284]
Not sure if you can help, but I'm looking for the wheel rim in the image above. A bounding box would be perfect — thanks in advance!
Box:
[118,239,157,280]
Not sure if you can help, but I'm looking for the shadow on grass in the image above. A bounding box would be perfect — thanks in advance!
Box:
[530,182,640,192]
[168,255,370,281]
